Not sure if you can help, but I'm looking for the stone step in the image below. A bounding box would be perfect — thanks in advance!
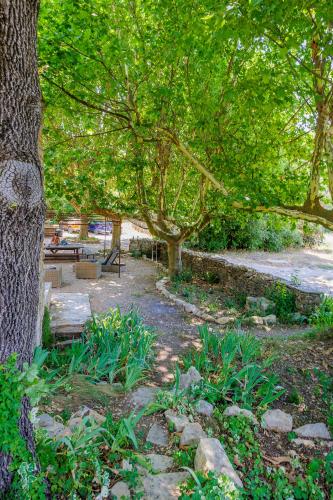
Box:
[50,292,91,337]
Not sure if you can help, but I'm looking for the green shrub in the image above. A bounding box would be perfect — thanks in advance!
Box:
[266,282,296,323]
[189,213,304,252]
[202,271,220,284]
[42,307,53,348]
[310,296,333,330]
[46,308,156,389]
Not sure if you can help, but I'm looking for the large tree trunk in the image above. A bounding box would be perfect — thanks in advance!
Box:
[167,240,182,277]
[79,214,89,239]
[111,219,122,249]
[0,0,44,491]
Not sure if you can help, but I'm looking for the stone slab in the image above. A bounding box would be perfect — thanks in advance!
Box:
[141,472,189,499]
[50,292,91,336]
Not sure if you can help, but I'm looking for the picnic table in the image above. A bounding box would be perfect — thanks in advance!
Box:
[45,244,83,262]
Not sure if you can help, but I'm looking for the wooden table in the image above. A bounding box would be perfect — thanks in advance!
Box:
[45,244,83,262]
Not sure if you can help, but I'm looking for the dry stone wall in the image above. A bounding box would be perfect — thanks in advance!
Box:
[129,238,322,314]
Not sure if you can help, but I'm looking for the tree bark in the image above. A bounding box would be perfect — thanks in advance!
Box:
[0,0,44,491]
[111,219,121,249]
[167,240,182,277]
[79,214,89,239]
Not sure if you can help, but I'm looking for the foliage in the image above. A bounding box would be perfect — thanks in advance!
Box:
[189,214,305,252]
[180,470,240,499]
[42,307,53,349]
[0,354,49,498]
[310,296,333,330]
[2,353,145,497]
[183,326,284,409]
[173,448,196,468]
[46,308,155,390]
[211,413,333,499]
[266,282,296,323]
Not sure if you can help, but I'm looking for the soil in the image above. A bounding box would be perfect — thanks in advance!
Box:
[166,275,310,339]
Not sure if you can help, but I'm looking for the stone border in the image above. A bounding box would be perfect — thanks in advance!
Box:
[156,277,235,326]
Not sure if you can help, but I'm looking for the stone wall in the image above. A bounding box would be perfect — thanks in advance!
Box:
[129,238,322,314]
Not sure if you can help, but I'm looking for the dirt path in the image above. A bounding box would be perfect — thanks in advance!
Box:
[54,256,200,383]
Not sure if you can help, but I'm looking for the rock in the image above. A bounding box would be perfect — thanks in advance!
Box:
[216,316,236,326]
[179,366,202,390]
[195,400,214,417]
[195,438,243,488]
[263,314,277,326]
[223,405,258,425]
[141,472,189,499]
[146,423,168,447]
[68,417,84,430]
[164,410,189,432]
[35,413,71,439]
[71,406,105,425]
[121,459,133,471]
[290,312,306,324]
[261,409,293,433]
[294,423,331,440]
[246,296,275,314]
[130,386,159,408]
[249,315,264,326]
[36,413,54,428]
[180,423,207,447]
[183,302,197,314]
[291,438,315,448]
[145,454,174,473]
[69,406,105,429]
[110,481,131,499]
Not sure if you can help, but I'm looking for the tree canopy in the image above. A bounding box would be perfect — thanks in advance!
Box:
[39,0,333,272]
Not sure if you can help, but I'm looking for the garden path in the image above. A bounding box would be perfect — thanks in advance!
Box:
[53,256,200,384]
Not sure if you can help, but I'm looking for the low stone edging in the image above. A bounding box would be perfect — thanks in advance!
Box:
[156,277,234,326]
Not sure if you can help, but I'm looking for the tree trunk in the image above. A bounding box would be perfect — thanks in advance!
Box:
[79,214,89,239]
[167,240,182,277]
[111,219,122,249]
[0,0,44,491]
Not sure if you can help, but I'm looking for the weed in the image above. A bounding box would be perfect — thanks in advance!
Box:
[173,448,196,468]
[286,387,302,405]
[266,282,296,323]
[202,271,220,284]
[310,296,333,330]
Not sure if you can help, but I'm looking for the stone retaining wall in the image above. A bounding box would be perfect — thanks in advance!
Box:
[129,238,322,314]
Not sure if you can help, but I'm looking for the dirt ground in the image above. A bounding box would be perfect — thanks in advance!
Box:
[216,233,333,295]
